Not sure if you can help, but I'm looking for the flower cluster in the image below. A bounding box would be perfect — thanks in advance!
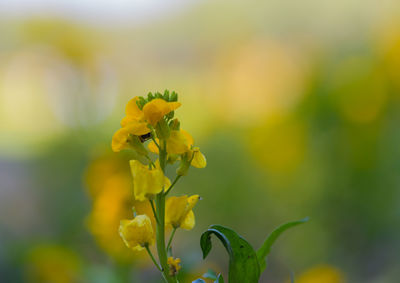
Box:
[112,90,206,282]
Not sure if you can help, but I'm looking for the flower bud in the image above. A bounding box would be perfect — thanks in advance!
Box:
[155,119,171,140]
[119,215,154,251]
[176,153,191,176]
[170,91,178,102]
[169,118,180,131]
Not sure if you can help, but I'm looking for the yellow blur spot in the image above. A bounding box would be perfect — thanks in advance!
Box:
[248,115,306,174]
[296,265,345,283]
[25,245,81,283]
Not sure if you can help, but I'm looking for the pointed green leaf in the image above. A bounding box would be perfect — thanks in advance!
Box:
[257,217,309,272]
[215,274,224,283]
[200,225,260,283]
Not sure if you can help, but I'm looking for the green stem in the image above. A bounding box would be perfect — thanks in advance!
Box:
[155,140,176,283]
[164,175,182,196]
[145,245,162,272]
[166,227,177,252]
[149,200,159,224]
[151,135,161,150]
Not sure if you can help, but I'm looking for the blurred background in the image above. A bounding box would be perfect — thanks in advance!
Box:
[1,0,400,282]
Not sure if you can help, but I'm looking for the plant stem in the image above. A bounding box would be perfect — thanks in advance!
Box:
[155,140,176,283]
[149,200,159,224]
[164,175,182,196]
[145,245,162,272]
[166,227,177,252]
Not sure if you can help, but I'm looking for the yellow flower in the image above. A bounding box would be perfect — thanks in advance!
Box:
[188,147,207,168]
[167,257,182,276]
[113,96,181,153]
[165,195,200,230]
[148,129,206,168]
[119,215,154,251]
[296,265,345,283]
[143,98,181,126]
[121,97,145,127]
[111,121,150,152]
[25,245,81,283]
[130,160,171,201]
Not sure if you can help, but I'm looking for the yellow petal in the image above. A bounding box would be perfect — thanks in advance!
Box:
[111,122,150,152]
[124,121,151,136]
[120,116,136,127]
[165,196,188,228]
[180,210,195,230]
[130,160,165,201]
[121,97,145,127]
[126,97,144,119]
[167,257,182,276]
[119,215,154,251]
[165,195,199,229]
[143,99,181,126]
[181,129,194,148]
[166,130,190,155]
[148,139,160,154]
[186,195,200,210]
[111,128,130,152]
[191,148,207,168]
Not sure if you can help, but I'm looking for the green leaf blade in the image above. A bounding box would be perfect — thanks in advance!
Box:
[200,225,260,283]
[257,217,309,272]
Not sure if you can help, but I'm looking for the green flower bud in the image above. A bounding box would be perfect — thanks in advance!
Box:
[163,90,170,101]
[170,91,178,102]
[176,153,191,176]
[155,119,170,140]
[169,118,180,131]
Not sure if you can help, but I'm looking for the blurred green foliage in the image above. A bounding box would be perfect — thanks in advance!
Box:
[1,1,400,282]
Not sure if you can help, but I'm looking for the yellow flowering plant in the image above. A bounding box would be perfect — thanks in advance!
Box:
[112,90,307,283]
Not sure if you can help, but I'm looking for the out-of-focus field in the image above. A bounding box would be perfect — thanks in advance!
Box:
[1,1,400,282]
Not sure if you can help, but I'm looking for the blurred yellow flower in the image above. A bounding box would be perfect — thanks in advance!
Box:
[165,195,200,230]
[87,173,138,261]
[167,257,182,276]
[86,154,146,262]
[248,115,306,174]
[25,245,81,283]
[119,215,155,251]
[130,160,171,201]
[143,98,181,126]
[296,265,345,283]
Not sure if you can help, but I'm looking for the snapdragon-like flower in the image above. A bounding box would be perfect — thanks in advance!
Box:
[167,257,181,276]
[165,195,200,230]
[130,160,171,201]
[111,122,150,152]
[142,99,181,126]
[148,129,207,169]
[112,94,181,153]
[119,215,154,251]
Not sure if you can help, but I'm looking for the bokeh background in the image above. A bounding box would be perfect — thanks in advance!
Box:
[1,0,400,282]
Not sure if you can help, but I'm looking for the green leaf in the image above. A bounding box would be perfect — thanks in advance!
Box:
[203,269,218,280]
[257,217,309,272]
[200,225,260,283]
[215,274,224,283]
